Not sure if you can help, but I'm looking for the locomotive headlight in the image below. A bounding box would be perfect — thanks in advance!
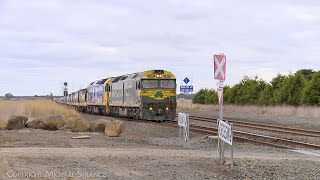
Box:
[149,107,153,111]
[166,107,169,111]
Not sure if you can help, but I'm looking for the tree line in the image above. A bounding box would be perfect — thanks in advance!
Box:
[192,69,320,106]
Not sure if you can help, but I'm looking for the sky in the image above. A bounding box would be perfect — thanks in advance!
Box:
[0,0,319,96]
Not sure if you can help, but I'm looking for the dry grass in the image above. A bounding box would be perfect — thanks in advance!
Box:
[177,100,320,118]
[0,100,80,128]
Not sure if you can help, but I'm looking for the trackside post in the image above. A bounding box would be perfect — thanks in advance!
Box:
[214,53,234,169]
[231,123,234,170]
[178,112,190,141]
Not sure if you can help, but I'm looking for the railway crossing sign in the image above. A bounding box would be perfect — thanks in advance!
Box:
[183,77,190,84]
[213,53,233,169]
[214,54,226,81]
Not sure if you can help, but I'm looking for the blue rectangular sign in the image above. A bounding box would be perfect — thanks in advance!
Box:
[180,85,193,93]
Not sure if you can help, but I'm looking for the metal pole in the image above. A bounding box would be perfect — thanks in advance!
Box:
[231,123,234,170]
[190,92,192,109]
[186,114,189,141]
[220,83,225,165]
[217,119,221,158]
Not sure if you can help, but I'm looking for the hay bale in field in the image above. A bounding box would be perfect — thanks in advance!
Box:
[64,117,79,130]
[90,119,111,133]
[32,115,67,131]
[70,118,90,132]
[0,117,7,130]
[105,120,124,137]
[26,117,43,129]
[6,116,28,130]
[40,121,59,131]
[46,115,66,129]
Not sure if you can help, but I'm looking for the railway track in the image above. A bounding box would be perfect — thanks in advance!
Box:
[187,115,320,137]
[119,116,320,150]
[82,111,320,150]
[165,120,320,150]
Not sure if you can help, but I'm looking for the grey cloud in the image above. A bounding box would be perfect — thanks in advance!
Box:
[0,0,319,95]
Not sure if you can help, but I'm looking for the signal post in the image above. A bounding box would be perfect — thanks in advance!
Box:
[213,54,234,169]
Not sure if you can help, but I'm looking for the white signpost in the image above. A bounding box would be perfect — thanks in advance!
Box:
[218,120,233,145]
[180,77,193,109]
[178,113,190,142]
[214,54,234,169]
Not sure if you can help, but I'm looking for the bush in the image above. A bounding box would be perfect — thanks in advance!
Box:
[4,93,13,100]
[192,69,319,106]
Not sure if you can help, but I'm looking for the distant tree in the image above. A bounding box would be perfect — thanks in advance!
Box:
[258,83,273,105]
[285,72,306,105]
[229,76,267,105]
[4,93,13,100]
[271,72,306,106]
[50,93,53,97]
[192,89,209,104]
[296,69,315,81]
[301,71,320,105]
[193,69,318,106]
[204,89,218,104]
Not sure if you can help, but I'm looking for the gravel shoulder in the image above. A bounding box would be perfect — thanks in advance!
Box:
[0,114,319,179]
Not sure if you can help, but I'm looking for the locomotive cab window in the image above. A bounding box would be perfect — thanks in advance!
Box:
[160,80,176,89]
[142,80,158,89]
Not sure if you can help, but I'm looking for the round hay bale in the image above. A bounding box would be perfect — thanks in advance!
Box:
[6,116,28,130]
[90,119,111,133]
[64,117,79,130]
[71,118,90,132]
[46,115,66,129]
[105,120,124,137]
[0,117,8,130]
[26,117,43,129]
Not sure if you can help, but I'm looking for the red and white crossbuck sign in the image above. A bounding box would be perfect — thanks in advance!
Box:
[214,54,227,81]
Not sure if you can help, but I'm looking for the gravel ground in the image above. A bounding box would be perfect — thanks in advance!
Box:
[0,114,319,179]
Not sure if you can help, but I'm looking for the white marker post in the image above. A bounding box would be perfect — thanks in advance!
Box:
[218,120,234,169]
[178,112,190,141]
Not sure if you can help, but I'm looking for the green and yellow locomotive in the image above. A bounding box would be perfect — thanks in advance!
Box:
[108,70,176,121]
[57,70,177,121]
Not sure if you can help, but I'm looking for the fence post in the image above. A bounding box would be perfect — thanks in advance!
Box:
[185,113,190,141]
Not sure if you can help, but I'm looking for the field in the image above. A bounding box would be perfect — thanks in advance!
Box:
[177,100,320,118]
[0,100,80,129]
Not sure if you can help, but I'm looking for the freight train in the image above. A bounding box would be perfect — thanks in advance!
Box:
[54,70,177,121]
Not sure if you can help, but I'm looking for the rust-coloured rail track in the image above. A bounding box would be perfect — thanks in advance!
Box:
[188,115,320,138]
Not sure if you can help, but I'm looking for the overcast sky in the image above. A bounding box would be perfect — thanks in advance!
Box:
[0,0,319,96]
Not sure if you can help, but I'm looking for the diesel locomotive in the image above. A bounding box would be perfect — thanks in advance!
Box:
[55,70,177,121]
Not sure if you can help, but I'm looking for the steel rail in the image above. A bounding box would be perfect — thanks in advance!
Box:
[166,120,320,150]
[186,115,320,137]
